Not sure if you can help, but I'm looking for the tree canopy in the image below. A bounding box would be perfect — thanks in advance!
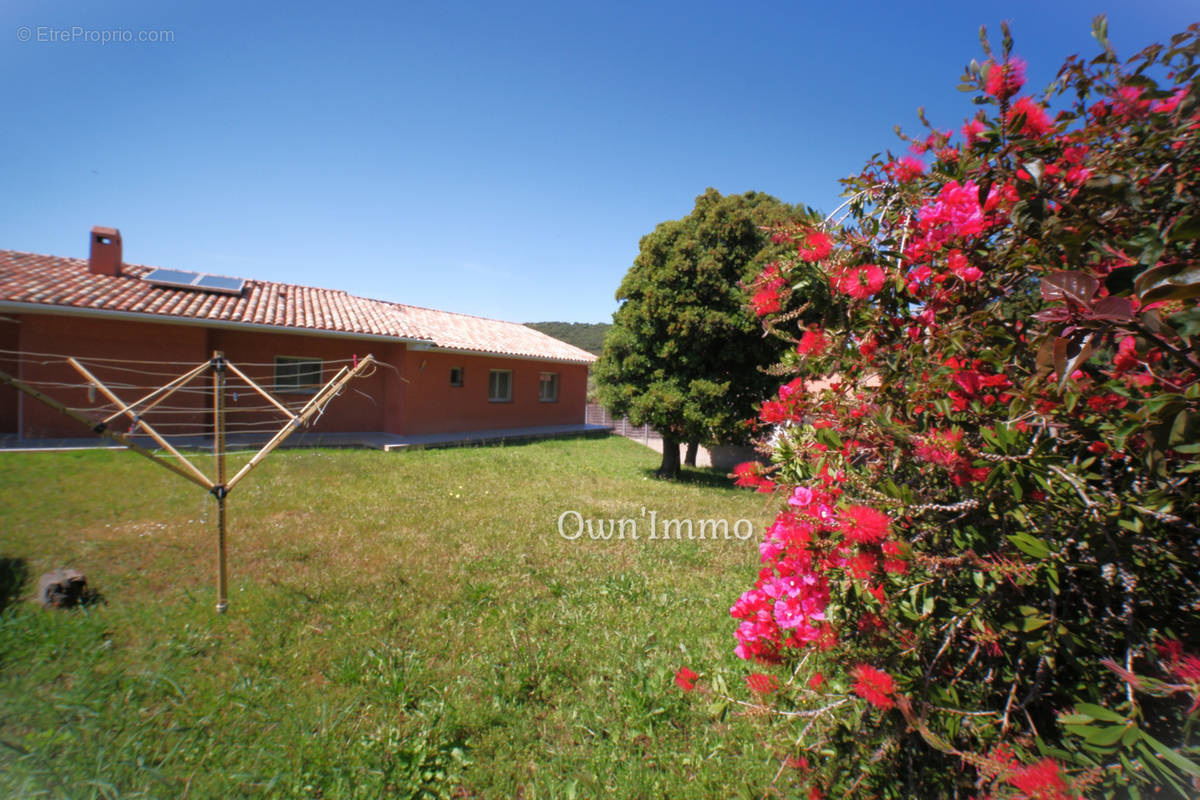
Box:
[595,188,815,477]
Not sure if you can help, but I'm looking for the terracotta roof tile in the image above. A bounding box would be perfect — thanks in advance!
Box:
[0,249,596,364]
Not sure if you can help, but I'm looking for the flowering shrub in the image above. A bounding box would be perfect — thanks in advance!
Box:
[726,19,1200,798]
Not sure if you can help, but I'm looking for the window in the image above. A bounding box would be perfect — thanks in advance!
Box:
[539,371,558,402]
[450,367,463,387]
[275,356,323,393]
[488,369,512,402]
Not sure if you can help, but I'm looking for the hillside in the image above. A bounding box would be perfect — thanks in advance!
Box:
[525,321,611,355]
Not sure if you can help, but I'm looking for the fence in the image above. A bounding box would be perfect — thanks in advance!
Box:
[585,404,659,444]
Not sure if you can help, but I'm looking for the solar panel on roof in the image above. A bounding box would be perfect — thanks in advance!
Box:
[143,268,245,295]
[144,268,201,286]
[194,274,246,292]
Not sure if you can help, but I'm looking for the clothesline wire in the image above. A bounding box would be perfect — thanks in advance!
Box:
[0,347,364,369]
[19,378,353,404]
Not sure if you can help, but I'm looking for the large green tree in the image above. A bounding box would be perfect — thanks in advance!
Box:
[595,188,807,478]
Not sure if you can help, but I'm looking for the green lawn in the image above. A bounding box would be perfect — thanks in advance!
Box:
[0,436,794,799]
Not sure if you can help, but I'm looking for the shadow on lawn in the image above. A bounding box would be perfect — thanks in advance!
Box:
[0,557,29,613]
[639,466,735,490]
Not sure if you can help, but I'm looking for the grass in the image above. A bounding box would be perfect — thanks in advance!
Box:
[0,436,794,798]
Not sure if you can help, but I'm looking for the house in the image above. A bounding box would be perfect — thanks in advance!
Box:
[0,227,596,441]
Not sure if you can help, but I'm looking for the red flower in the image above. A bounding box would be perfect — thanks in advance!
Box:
[808,671,824,690]
[835,264,886,300]
[746,672,779,695]
[839,505,891,544]
[962,118,986,146]
[797,327,829,356]
[675,666,699,692]
[890,155,926,181]
[787,755,810,771]
[733,461,772,490]
[1006,97,1054,138]
[1007,757,1075,800]
[750,264,788,316]
[751,287,782,316]
[797,229,833,262]
[1112,335,1141,374]
[984,57,1026,100]
[851,664,896,709]
[848,551,879,579]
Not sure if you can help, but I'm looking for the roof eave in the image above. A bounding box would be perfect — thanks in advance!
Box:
[0,301,432,346]
[407,343,596,364]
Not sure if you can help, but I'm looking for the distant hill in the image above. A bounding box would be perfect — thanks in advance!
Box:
[525,321,611,356]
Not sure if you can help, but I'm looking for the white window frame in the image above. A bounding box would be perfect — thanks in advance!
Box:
[488,369,512,402]
[538,371,558,402]
[274,356,323,394]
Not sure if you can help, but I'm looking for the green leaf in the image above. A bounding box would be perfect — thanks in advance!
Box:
[1008,533,1050,559]
[1139,731,1200,778]
[1074,702,1125,723]
[1058,713,1094,725]
[1082,723,1128,746]
[1168,214,1200,242]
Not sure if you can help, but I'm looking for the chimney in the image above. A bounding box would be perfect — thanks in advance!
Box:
[89,226,122,276]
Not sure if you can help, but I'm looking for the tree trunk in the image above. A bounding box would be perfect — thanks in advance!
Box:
[657,436,681,479]
[684,441,699,467]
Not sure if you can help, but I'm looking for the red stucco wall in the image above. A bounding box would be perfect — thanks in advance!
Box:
[397,349,589,435]
[0,316,20,433]
[0,311,588,440]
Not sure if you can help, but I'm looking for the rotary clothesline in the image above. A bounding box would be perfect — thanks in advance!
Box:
[0,349,378,613]
[0,349,381,441]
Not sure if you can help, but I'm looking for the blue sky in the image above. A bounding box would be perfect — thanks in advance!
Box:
[1,2,1194,323]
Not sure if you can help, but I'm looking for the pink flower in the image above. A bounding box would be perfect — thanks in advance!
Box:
[788,486,815,508]
[851,664,896,709]
[947,249,982,282]
[1151,87,1188,114]
[914,180,988,254]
